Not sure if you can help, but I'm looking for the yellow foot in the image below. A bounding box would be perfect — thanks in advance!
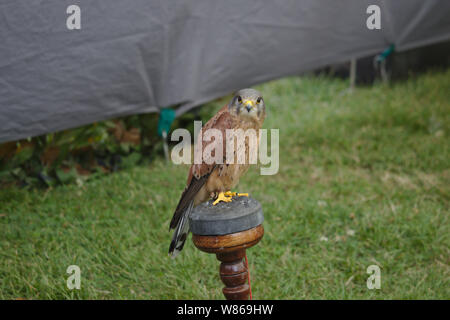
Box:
[225,191,249,197]
[213,192,233,205]
[213,191,249,205]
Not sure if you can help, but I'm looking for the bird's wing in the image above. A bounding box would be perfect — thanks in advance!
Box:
[169,105,234,229]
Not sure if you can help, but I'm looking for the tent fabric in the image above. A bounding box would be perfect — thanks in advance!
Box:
[1,0,449,143]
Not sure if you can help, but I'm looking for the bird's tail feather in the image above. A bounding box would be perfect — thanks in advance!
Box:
[169,200,194,258]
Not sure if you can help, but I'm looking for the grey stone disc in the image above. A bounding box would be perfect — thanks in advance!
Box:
[189,196,264,236]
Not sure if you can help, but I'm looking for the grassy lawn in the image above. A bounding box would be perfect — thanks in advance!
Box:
[1,70,449,299]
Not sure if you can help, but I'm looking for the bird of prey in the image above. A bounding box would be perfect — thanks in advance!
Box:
[169,88,266,257]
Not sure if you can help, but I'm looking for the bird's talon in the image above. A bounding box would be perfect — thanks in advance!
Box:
[237,193,249,197]
[213,192,233,205]
[213,191,249,205]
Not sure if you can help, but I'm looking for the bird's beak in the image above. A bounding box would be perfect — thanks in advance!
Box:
[243,100,255,112]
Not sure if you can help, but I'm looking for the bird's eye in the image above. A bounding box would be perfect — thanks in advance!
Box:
[256,97,262,103]
[237,96,242,103]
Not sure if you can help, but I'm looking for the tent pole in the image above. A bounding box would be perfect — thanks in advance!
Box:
[349,58,357,91]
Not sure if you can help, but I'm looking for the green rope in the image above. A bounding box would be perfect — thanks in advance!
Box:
[375,44,395,63]
[157,108,175,138]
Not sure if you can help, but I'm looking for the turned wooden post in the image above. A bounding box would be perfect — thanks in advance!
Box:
[189,196,264,300]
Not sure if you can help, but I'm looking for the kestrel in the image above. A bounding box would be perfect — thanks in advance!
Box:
[169,88,266,257]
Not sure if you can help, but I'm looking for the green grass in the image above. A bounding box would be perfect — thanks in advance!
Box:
[1,70,449,299]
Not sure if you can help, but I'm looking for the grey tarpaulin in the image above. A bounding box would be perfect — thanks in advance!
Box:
[1,0,449,143]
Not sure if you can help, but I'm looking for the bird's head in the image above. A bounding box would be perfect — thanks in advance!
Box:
[228,88,265,121]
